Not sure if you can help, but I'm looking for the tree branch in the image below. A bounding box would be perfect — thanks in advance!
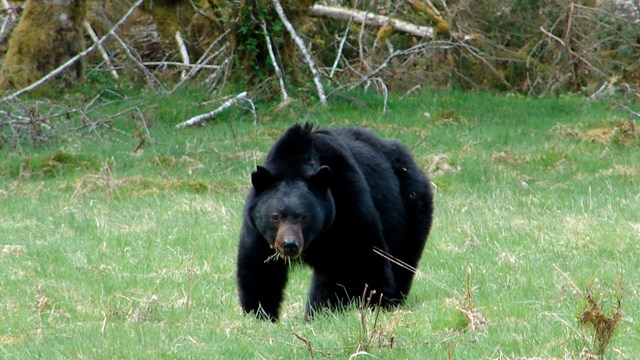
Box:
[83,21,119,80]
[175,31,190,80]
[272,0,327,105]
[261,19,289,103]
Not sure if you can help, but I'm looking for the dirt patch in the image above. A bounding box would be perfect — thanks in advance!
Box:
[555,119,638,146]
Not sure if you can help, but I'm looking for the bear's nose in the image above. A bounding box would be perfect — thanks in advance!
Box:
[282,236,300,257]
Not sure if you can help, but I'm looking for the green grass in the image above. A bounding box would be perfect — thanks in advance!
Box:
[1,89,638,358]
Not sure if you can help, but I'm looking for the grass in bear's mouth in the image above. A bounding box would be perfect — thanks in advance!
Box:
[264,251,297,267]
[264,251,284,263]
[0,88,637,358]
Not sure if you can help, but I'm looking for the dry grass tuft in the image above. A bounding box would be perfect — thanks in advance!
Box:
[492,151,523,166]
[428,110,469,126]
[35,283,52,313]
[554,265,623,357]
[2,245,26,255]
[72,160,138,200]
[579,288,623,357]
[107,294,160,325]
[348,284,397,357]
[596,165,639,178]
[427,154,461,177]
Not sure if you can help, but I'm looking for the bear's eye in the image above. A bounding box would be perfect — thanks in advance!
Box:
[270,213,280,222]
[300,215,310,223]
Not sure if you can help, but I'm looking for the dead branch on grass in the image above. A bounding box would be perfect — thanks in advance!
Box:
[174,91,251,128]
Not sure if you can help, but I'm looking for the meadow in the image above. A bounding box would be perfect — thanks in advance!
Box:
[0,88,638,359]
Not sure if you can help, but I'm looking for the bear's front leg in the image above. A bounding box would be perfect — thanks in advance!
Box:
[237,230,288,321]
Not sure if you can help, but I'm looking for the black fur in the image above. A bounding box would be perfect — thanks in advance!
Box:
[237,123,433,321]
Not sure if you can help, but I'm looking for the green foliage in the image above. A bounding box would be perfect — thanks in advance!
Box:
[0,88,638,358]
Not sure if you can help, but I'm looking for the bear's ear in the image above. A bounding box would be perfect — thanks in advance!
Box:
[251,166,275,193]
[308,165,332,191]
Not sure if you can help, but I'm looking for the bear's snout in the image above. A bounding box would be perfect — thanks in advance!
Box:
[282,236,301,257]
[275,223,304,258]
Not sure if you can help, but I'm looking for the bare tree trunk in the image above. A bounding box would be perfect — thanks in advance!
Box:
[0,0,87,90]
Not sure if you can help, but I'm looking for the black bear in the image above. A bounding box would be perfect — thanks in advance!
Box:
[237,123,433,321]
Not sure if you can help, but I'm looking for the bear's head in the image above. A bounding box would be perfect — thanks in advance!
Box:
[248,165,335,259]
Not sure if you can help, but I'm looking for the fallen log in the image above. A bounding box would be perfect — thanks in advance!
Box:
[308,4,434,39]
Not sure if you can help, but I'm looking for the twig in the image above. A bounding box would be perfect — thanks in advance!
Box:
[83,21,119,80]
[401,84,422,99]
[112,32,163,90]
[372,246,419,274]
[0,0,146,104]
[101,312,107,333]
[539,26,606,77]
[136,107,153,143]
[328,40,456,97]
[170,30,231,93]
[619,104,640,119]
[292,333,314,355]
[358,10,370,73]
[175,91,248,128]
[371,78,388,113]
[272,0,327,106]
[330,19,351,78]
[0,0,17,44]
[260,19,289,102]
[588,81,611,100]
[175,31,190,80]
[143,61,221,69]
[553,263,584,297]
[458,42,513,90]
[1,0,15,20]
[205,57,230,92]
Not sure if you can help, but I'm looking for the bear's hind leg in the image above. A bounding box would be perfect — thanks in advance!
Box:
[305,271,353,318]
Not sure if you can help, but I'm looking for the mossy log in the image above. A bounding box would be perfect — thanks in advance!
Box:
[0,0,87,90]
